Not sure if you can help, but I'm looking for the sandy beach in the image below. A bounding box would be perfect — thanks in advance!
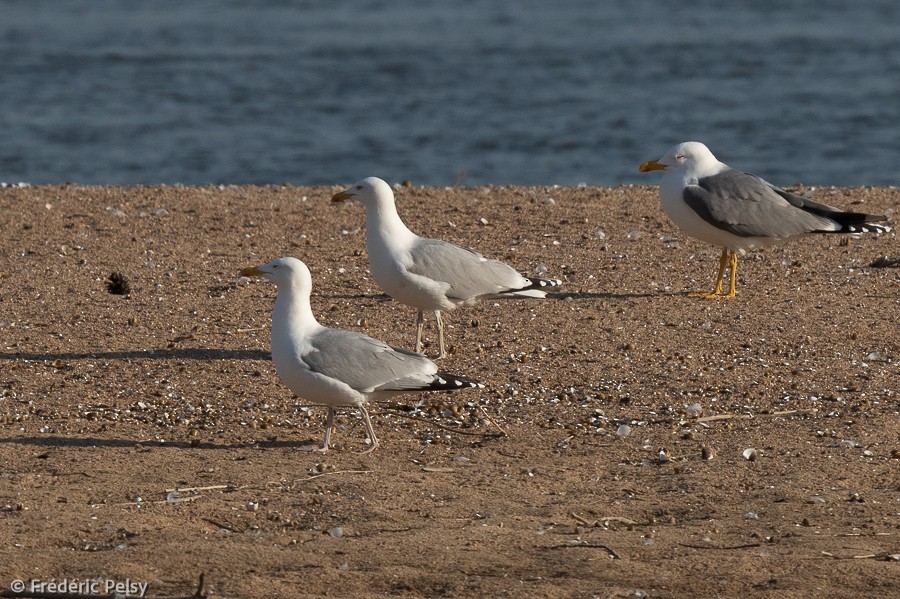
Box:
[0,183,897,598]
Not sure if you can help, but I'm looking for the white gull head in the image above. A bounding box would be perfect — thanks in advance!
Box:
[331,176,396,210]
[641,141,727,181]
[240,256,312,290]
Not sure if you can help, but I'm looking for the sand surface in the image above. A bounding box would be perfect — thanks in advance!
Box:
[0,183,898,598]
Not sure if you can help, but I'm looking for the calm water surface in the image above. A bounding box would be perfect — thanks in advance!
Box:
[1,1,898,186]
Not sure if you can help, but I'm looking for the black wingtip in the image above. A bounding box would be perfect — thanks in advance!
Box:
[817,220,891,235]
[846,223,891,234]
[503,276,562,295]
[531,277,563,288]
[831,222,891,235]
[430,374,484,391]
[824,210,891,235]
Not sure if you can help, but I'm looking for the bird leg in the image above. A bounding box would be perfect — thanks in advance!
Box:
[434,310,447,360]
[353,405,380,454]
[724,251,738,298]
[415,310,426,354]
[690,248,736,299]
[415,309,447,358]
[296,407,334,453]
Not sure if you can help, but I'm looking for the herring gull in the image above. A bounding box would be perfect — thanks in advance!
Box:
[332,177,561,357]
[240,257,482,453]
[640,141,890,298]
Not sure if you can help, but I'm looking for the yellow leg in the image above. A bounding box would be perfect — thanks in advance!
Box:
[689,248,733,298]
[722,251,738,298]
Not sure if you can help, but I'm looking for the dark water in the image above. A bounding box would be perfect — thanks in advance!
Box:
[1,0,898,186]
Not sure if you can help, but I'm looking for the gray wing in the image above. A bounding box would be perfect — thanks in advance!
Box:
[304,328,437,392]
[683,169,837,238]
[408,238,528,300]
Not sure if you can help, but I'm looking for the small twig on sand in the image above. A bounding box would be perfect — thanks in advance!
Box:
[765,409,818,418]
[202,517,240,533]
[162,495,202,504]
[496,450,525,459]
[477,405,508,436]
[599,516,640,526]
[570,512,641,527]
[570,512,593,526]
[164,484,236,494]
[693,413,752,424]
[113,495,202,506]
[305,469,371,480]
[821,551,900,561]
[672,409,816,425]
[551,542,621,559]
[679,542,761,550]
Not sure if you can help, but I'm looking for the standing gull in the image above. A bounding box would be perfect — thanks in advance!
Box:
[640,141,890,298]
[332,177,561,358]
[240,257,482,453]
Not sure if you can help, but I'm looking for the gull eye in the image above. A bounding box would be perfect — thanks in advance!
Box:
[355,185,363,190]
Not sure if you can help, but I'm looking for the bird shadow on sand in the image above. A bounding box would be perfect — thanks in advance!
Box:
[320,291,666,301]
[0,435,321,451]
[318,292,392,301]
[0,348,271,362]
[548,291,662,300]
